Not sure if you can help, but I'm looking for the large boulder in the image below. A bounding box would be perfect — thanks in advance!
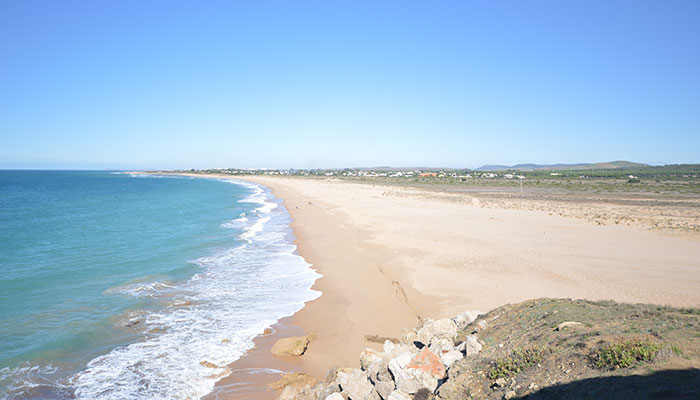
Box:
[383,340,398,354]
[384,342,419,360]
[416,318,457,345]
[359,343,396,386]
[338,368,380,400]
[440,349,464,368]
[367,358,392,382]
[407,347,446,380]
[374,380,395,399]
[360,348,384,371]
[427,337,463,367]
[314,367,342,399]
[401,329,419,345]
[315,383,342,400]
[388,350,417,393]
[389,347,445,394]
[271,335,311,357]
[428,337,454,355]
[464,335,482,357]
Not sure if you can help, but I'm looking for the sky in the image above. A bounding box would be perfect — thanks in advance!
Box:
[1,1,699,170]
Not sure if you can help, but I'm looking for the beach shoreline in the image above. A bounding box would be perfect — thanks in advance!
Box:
[152,172,700,399]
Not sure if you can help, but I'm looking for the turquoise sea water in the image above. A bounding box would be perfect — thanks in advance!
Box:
[0,171,319,399]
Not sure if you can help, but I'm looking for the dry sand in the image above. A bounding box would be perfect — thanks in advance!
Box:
[193,174,700,398]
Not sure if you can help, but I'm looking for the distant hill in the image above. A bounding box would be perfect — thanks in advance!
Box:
[354,166,457,172]
[476,161,648,171]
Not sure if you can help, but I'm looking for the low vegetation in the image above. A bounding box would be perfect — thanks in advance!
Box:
[594,338,661,370]
[488,347,547,380]
[441,298,700,399]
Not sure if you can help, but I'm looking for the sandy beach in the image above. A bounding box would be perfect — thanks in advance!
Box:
[200,175,700,398]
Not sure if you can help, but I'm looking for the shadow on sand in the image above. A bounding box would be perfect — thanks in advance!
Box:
[518,368,700,400]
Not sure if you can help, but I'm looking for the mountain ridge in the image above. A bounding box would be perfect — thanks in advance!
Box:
[476,160,648,171]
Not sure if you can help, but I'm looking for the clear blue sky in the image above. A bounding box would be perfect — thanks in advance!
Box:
[1,1,699,169]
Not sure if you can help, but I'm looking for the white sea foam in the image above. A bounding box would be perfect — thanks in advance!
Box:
[105,280,180,298]
[125,173,192,179]
[240,216,271,240]
[0,363,72,399]
[220,215,248,229]
[68,182,320,400]
[236,184,279,214]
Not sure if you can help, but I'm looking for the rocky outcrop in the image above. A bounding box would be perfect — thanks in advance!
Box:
[271,335,312,357]
[276,310,482,400]
[270,372,318,390]
[276,298,700,400]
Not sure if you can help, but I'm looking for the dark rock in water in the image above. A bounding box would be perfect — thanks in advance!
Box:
[125,319,141,328]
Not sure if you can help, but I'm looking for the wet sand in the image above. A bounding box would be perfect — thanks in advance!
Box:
[203,319,304,400]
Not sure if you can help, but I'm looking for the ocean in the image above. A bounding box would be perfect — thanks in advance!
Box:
[0,171,320,399]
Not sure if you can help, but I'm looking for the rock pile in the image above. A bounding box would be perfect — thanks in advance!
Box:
[278,310,483,400]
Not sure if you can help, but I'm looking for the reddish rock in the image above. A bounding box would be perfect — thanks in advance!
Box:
[406,348,446,379]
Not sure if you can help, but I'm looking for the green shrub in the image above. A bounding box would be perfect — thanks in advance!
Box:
[595,338,661,369]
[488,347,546,380]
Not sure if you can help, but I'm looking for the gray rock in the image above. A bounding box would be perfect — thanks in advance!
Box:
[338,368,379,400]
[440,349,464,367]
[374,380,395,399]
[416,318,457,345]
[453,310,481,330]
[389,351,423,394]
[387,350,414,375]
[278,385,298,400]
[387,391,411,400]
[360,348,384,371]
[325,393,344,400]
[428,337,454,355]
[315,382,342,400]
[383,340,397,353]
[388,348,444,394]
[464,335,482,357]
[369,360,393,383]
[385,343,418,360]
[401,329,419,345]
[504,390,517,399]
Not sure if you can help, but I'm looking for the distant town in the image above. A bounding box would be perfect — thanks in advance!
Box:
[184,168,524,180]
[165,162,700,188]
